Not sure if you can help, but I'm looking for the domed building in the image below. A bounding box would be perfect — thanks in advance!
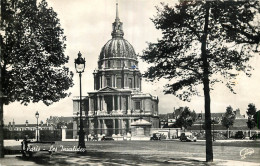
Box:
[72,4,159,137]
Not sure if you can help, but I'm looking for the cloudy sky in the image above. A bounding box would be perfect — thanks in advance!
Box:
[4,0,260,124]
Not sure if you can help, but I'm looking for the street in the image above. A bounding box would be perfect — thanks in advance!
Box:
[1,140,260,165]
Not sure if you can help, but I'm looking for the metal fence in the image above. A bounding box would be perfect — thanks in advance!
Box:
[4,129,35,140]
[4,129,62,141]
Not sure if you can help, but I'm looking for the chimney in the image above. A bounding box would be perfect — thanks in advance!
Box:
[25,120,28,127]
[41,120,44,126]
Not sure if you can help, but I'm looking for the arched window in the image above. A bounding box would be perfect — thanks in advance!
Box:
[128,78,132,88]
[106,77,111,87]
[108,61,111,68]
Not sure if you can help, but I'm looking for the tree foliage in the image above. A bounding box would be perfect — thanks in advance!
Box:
[141,1,259,161]
[141,1,259,100]
[175,107,196,129]
[221,106,236,129]
[246,103,256,129]
[253,110,260,129]
[1,0,73,106]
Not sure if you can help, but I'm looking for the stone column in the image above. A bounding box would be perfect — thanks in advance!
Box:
[113,119,115,135]
[112,95,115,111]
[118,119,122,135]
[125,74,128,88]
[88,119,92,135]
[102,119,106,135]
[98,119,101,134]
[100,75,102,89]
[97,96,100,111]
[129,96,132,112]
[115,75,117,88]
[102,95,104,111]
[128,119,131,132]
[133,73,136,89]
[117,95,120,111]
[140,78,142,91]
[88,97,91,115]
[120,119,123,135]
[102,74,105,88]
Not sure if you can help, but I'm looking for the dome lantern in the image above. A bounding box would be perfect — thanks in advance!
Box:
[111,3,124,38]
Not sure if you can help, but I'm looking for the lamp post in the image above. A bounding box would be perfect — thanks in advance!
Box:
[35,111,39,142]
[75,51,86,149]
[212,117,216,141]
[198,112,202,133]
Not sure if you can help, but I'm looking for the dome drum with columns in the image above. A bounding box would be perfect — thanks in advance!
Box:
[72,3,159,137]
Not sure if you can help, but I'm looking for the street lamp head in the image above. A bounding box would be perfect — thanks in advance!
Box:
[35,111,39,118]
[75,51,86,73]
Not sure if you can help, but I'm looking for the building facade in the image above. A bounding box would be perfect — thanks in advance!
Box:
[73,4,159,137]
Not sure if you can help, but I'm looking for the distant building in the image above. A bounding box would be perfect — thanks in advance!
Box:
[46,116,73,129]
[159,108,248,129]
[5,119,54,131]
[158,113,175,128]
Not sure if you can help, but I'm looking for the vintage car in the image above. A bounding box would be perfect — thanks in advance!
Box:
[101,136,114,141]
[180,132,197,142]
[234,131,245,139]
[250,133,260,140]
[150,133,161,140]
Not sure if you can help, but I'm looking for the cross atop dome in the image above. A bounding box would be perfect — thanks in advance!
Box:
[111,2,124,38]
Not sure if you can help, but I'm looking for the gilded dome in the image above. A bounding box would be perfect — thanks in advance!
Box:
[99,38,137,60]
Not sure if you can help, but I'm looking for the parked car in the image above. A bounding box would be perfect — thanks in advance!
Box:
[180,132,197,142]
[101,136,114,141]
[250,133,260,140]
[234,131,245,139]
[150,133,161,140]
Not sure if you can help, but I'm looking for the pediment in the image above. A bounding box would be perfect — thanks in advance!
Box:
[98,86,118,92]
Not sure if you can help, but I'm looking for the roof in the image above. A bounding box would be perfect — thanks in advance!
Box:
[9,124,52,128]
[188,119,259,130]
[159,113,175,120]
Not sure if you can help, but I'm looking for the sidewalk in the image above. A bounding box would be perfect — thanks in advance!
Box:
[0,153,259,166]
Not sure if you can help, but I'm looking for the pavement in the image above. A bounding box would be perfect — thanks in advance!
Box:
[1,140,260,165]
[0,154,259,166]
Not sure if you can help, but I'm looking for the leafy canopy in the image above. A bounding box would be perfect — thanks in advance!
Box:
[221,106,236,129]
[141,1,260,101]
[1,0,74,106]
[175,107,197,129]
[247,103,257,129]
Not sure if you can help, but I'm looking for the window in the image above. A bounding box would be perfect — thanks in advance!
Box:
[128,78,132,88]
[116,60,121,68]
[108,61,111,68]
[106,78,111,87]
[135,101,141,110]
[117,78,121,88]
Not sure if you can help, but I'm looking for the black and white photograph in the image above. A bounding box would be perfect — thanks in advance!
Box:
[0,0,260,165]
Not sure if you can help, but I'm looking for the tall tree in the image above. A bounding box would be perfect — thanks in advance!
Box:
[141,1,259,162]
[175,107,196,131]
[221,106,236,139]
[0,0,74,157]
[253,110,260,129]
[246,103,256,137]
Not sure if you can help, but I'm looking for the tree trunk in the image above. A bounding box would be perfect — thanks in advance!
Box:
[0,99,3,158]
[201,2,213,162]
[227,128,229,138]
[249,129,251,137]
[0,33,4,158]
